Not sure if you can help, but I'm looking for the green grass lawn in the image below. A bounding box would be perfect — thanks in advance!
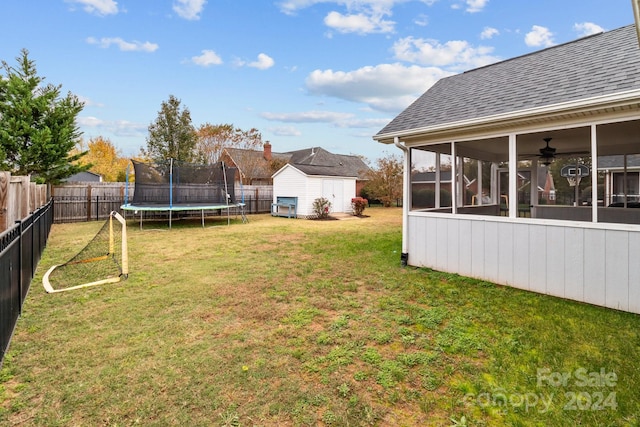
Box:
[1,208,639,426]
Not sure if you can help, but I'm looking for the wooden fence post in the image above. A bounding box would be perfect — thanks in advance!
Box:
[86,184,92,221]
[0,172,9,233]
[16,176,30,219]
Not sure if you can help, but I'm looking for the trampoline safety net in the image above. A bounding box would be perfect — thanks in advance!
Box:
[131,159,237,206]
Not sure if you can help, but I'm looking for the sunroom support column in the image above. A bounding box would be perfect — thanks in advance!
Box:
[509,134,517,218]
[394,137,409,266]
[591,124,598,222]
[435,153,441,208]
[451,141,457,214]
[530,159,538,217]
[477,161,483,205]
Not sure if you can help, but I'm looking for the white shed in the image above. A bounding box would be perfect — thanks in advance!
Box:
[272,163,357,218]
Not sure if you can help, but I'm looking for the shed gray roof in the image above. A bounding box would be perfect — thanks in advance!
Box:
[286,147,370,178]
[376,24,640,137]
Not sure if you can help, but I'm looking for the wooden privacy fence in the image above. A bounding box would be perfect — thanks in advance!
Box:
[0,172,48,233]
[51,182,275,222]
[52,182,134,223]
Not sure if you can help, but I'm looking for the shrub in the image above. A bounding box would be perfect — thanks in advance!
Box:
[312,197,332,219]
[351,197,368,216]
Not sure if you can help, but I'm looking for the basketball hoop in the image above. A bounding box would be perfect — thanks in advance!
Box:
[566,176,581,187]
[561,164,589,187]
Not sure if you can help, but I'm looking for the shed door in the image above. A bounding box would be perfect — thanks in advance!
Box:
[323,180,344,213]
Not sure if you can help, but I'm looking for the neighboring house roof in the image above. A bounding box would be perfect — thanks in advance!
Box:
[63,171,102,182]
[597,154,640,170]
[284,147,370,179]
[223,147,289,180]
[376,24,640,139]
[412,171,453,182]
[225,145,370,180]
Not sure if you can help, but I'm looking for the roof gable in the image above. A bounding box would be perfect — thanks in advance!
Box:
[376,24,640,138]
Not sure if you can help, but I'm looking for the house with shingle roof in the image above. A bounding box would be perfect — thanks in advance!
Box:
[220,143,290,185]
[221,143,369,190]
[373,24,640,314]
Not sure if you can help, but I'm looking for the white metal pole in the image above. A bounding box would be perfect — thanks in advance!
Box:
[394,137,409,266]
[509,134,517,218]
[591,124,598,222]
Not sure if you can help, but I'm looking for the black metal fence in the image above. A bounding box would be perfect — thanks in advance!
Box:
[0,200,54,365]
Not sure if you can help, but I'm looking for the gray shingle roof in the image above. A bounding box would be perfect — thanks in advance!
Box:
[285,147,370,178]
[376,24,640,137]
[598,154,640,169]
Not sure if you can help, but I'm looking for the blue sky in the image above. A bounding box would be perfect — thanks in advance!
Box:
[0,0,634,163]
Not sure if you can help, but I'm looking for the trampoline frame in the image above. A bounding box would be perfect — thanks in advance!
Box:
[120,159,247,229]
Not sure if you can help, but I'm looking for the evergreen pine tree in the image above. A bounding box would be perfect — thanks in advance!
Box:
[0,49,88,183]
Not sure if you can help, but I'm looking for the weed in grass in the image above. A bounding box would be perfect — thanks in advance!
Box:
[354,371,368,381]
[361,347,382,365]
[330,314,350,331]
[337,382,351,398]
[372,331,392,344]
[316,332,335,345]
[218,409,240,427]
[282,307,321,327]
[376,360,408,389]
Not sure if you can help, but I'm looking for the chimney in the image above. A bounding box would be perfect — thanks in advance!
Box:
[263,142,272,161]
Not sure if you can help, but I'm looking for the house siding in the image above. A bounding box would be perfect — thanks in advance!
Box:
[272,166,307,217]
[407,213,640,314]
[273,164,357,217]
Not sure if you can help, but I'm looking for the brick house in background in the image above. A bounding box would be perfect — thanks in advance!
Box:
[220,143,370,194]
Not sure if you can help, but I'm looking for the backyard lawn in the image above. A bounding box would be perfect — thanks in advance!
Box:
[1,208,639,426]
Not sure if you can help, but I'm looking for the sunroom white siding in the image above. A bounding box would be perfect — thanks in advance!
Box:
[407,213,640,314]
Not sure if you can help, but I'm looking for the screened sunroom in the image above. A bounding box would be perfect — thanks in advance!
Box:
[374,25,640,314]
[408,119,640,225]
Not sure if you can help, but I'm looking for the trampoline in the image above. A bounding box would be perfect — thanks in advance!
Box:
[121,159,247,229]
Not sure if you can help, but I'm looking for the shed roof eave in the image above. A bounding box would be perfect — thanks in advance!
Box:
[373,88,640,145]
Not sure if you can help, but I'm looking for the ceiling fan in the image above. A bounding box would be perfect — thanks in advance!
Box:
[517,137,590,165]
[538,137,556,166]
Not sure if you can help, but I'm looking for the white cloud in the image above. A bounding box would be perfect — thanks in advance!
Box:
[262,112,391,132]
[414,13,429,27]
[525,25,555,48]
[480,26,499,39]
[392,36,500,70]
[465,0,488,13]
[261,110,354,123]
[324,11,395,34]
[77,116,147,137]
[249,53,275,70]
[335,117,392,129]
[191,50,222,67]
[86,37,159,52]
[66,0,118,16]
[173,0,207,20]
[278,0,328,16]
[573,22,605,37]
[77,95,104,108]
[305,62,453,113]
[267,126,303,136]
